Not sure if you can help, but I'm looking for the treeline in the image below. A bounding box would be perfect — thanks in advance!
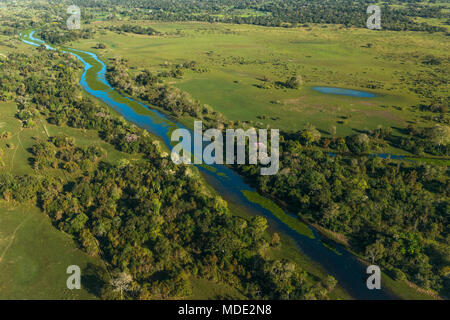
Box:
[70,0,448,33]
[0,15,37,35]
[0,48,335,299]
[106,58,226,128]
[234,129,449,296]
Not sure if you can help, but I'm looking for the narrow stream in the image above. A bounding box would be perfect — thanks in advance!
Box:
[20,30,397,300]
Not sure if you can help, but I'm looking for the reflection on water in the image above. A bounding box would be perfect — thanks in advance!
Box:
[313,86,377,98]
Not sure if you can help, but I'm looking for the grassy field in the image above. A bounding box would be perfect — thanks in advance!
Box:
[189,278,247,299]
[0,202,104,299]
[71,21,448,136]
[223,200,353,300]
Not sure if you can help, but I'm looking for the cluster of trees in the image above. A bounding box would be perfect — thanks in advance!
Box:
[280,75,303,90]
[101,52,449,294]
[94,43,107,49]
[15,100,38,128]
[397,125,450,156]
[106,59,226,128]
[330,125,450,157]
[405,61,449,113]
[0,46,335,299]
[37,25,95,45]
[0,16,35,36]
[235,130,449,295]
[35,159,335,299]
[157,61,208,78]
[256,75,303,90]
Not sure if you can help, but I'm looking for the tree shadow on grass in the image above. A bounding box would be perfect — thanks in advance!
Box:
[391,127,409,135]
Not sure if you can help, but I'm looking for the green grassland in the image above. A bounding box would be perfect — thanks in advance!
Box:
[72,21,448,137]
[3,10,445,299]
[0,101,140,177]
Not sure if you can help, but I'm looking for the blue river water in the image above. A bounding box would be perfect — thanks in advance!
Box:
[21,30,397,300]
[313,86,377,98]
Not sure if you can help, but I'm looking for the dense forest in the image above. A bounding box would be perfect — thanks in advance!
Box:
[0,49,336,299]
[37,25,95,45]
[235,130,449,295]
[102,50,449,297]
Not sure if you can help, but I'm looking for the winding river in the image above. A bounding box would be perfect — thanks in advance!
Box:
[20,30,397,300]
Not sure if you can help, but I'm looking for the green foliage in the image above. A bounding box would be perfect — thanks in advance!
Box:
[86,0,448,33]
